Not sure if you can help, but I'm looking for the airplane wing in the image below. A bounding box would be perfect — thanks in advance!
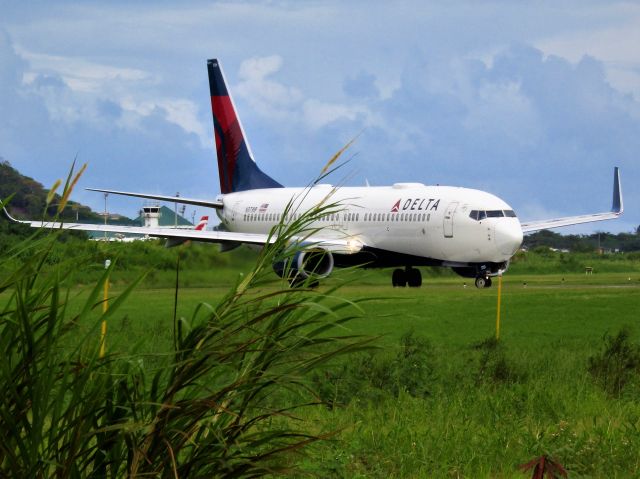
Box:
[1,207,360,254]
[85,188,224,209]
[520,167,623,234]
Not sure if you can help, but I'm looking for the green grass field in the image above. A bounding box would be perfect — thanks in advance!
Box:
[3,235,640,477]
[73,268,640,478]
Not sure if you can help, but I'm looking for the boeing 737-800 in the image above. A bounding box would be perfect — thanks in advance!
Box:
[3,59,623,288]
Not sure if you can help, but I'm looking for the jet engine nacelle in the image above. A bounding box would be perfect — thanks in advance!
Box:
[273,248,335,281]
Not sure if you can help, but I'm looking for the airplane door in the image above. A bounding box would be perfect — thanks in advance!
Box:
[330,212,346,232]
[230,201,241,224]
[443,201,458,238]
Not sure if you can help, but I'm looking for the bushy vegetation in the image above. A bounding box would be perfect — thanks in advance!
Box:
[509,248,640,275]
[312,331,436,407]
[0,160,135,225]
[472,335,523,385]
[588,327,640,397]
[524,228,640,252]
[0,168,373,476]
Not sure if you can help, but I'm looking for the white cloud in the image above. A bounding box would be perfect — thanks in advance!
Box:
[156,99,208,146]
[17,47,151,93]
[235,55,303,120]
[302,98,368,130]
[236,55,374,130]
[463,80,542,149]
[119,97,208,146]
[11,46,210,145]
[535,5,640,99]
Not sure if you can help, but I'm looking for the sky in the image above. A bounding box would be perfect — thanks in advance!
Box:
[0,1,638,233]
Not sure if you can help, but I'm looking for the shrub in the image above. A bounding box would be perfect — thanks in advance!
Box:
[313,330,435,407]
[588,327,640,397]
[472,336,522,385]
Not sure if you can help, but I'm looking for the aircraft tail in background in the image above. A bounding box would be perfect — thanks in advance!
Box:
[194,215,208,231]
[207,59,282,194]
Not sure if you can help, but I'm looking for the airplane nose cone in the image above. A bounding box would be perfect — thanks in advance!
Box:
[495,222,523,257]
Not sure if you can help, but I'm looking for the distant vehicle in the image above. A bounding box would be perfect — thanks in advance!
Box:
[3,59,623,288]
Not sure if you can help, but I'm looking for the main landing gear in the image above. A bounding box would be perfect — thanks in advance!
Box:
[392,267,422,287]
[474,276,493,289]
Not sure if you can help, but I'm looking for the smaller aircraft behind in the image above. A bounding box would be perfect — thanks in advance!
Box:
[195,216,209,231]
[2,59,623,288]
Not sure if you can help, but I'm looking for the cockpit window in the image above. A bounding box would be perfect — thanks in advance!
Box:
[486,210,504,218]
[469,209,517,221]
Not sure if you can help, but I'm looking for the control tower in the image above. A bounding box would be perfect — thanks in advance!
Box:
[141,202,161,228]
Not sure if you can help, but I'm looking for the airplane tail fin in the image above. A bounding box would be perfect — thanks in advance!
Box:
[207,59,282,194]
[195,215,209,231]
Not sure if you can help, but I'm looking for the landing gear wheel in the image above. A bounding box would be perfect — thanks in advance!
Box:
[475,276,488,289]
[407,267,422,287]
[485,277,493,288]
[392,268,407,287]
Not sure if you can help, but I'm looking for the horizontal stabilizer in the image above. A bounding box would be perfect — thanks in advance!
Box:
[85,188,223,209]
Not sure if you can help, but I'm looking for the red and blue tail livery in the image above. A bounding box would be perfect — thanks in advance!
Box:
[207,59,282,194]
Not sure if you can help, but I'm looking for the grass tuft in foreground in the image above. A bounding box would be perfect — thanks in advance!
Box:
[0,157,373,476]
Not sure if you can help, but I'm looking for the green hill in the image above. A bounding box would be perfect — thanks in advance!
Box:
[0,160,137,225]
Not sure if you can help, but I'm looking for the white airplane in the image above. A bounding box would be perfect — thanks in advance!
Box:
[3,59,623,289]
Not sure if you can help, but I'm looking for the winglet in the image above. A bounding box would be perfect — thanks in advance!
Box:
[1,204,23,224]
[612,166,623,214]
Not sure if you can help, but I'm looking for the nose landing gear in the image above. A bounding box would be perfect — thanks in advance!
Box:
[474,276,493,289]
[392,267,422,287]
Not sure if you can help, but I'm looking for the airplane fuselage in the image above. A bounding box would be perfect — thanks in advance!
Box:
[217,182,524,270]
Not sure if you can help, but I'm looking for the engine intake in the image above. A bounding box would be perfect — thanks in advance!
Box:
[273,249,334,281]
